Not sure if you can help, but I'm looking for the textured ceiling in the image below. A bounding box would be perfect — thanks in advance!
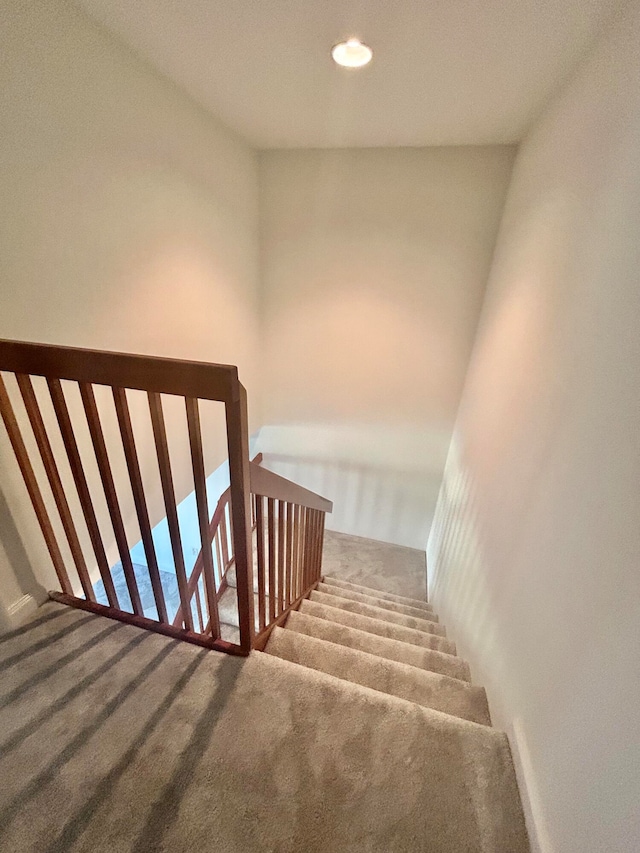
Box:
[78,0,619,148]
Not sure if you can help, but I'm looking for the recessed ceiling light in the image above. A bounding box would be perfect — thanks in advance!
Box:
[331,38,373,69]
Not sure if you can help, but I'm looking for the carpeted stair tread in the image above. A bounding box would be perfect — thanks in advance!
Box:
[225,559,260,594]
[310,589,447,636]
[218,586,269,632]
[322,574,433,612]
[284,610,470,681]
[265,627,491,725]
[317,581,439,621]
[220,622,240,644]
[300,598,457,655]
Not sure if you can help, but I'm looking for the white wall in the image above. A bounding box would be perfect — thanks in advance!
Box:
[258,147,514,547]
[428,3,640,852]
[0,0,261,624]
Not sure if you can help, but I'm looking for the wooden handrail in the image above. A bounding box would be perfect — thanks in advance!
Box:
[0,339,238,402]
[249,462,333,513]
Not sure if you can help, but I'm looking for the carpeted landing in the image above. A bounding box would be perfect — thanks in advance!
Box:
[0,580,529,851]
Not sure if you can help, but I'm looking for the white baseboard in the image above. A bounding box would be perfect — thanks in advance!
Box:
[510,718,555,853]
[7,592,40,626]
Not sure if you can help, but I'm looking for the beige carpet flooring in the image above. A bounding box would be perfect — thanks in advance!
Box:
[0,532,529,852]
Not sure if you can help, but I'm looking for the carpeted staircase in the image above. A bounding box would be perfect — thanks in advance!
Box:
[0,565,530,851]
[265,577,492,726]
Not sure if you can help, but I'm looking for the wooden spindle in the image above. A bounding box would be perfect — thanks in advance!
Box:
[301,506,310,592]
[286,502,295,607]
[185,396,220,639]
[317,511,324,578]
[15,374,93,599]
[277,499,285,615]
[220,501,230,572]
[47,378,118,607]
[294,504,303,601]
[0,374,72,595]
[305,506,312,592]
[147,391,192,631]
[195,582,204,633]
[315,512,326,580]
[302,508,309,592]
[309,509,319,586]
[306,508,316,590]
[225,498,234,569]
[213,529,224,590]
[267,497,276,623]
[80,383,143,616]
[112,386,167,623]
[256,494,266,632]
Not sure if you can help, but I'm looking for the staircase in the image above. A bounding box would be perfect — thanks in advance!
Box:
[0,558,530,852]
[265,576,492,726]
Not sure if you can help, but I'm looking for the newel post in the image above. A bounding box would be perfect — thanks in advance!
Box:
[225,380,255,653]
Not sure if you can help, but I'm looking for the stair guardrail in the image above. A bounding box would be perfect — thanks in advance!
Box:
[0,339,331,654]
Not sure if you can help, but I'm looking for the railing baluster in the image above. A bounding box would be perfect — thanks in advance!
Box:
[306,508,315,591]
[304,508,312,592]
[256,495,266,632]
[112,386,167,623]
[311,510,319,587]
[0,374,72,595]
[310,509,319,584]
[195,582,204,634]
[147,391,192,632]
[294,504,303,601]
[47,378,118,607]
[220,502,230,573]
[282,502,288,608]
[15,374,93,600]
[267,497,276,623]
[277,499,285,616]
[294,504,301,601]
[318,511,326,579]
[185,396,220,639]
[213,529,224,591]
[79,382,143,616]
[302,508,309,593]
[286,502,295,608]
[301,506,310,593]
[225,500,234,571]
[302,508,309,592]
[314,510,323,581]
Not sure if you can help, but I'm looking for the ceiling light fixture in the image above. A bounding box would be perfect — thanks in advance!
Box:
[331,38,373,69]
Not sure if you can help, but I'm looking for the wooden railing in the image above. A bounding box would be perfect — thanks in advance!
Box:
[250,463,331,649]
[172,458,332,649]
[0,339,332,654]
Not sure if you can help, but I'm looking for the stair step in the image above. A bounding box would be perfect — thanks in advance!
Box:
[220,623,240,644]
[322,575,432,612]
[300,599,457,655]
[225,563,260,594]
[285,610,470,681]
[317,582,439,621]
[310,590,446,636]
[218,586,270,633]
[265,627,491,726]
